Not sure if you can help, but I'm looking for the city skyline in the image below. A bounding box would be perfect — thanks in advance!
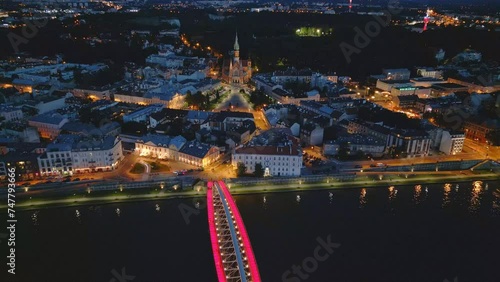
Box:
[0,1,499,281]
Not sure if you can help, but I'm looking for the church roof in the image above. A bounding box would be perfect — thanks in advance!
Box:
[234,32,239,51]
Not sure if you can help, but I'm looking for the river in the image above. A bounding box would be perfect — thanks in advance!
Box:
[3,180,500,282]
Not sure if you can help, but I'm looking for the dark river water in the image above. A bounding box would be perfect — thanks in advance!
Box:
[2,180,500,282]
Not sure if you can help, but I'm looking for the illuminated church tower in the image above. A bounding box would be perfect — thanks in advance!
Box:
[233,32,240,60]
[223,32,252,84]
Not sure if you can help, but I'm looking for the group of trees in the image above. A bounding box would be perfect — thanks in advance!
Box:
[185,91,208,109]
[236,162,264,177]
[335,142,367,161]
[249,89,274,109]
[283,80,311,98]
[185,89,223,110]
[122,121,148,136]
[74,66,124,88]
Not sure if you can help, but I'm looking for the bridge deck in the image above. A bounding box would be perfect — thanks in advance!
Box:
[207,181,261,282]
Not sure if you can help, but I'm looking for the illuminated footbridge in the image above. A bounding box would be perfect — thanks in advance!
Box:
[207,180,261,282]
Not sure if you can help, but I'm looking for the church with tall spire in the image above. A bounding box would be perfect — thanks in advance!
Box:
[222,32,252,84]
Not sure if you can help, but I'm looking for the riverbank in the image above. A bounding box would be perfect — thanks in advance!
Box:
[3,172,499,211]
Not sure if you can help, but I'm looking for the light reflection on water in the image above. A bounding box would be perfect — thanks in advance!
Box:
[443,183,452,208]
[414,184,422,205]
[31,211,39,226]
[492,188,500,216]
[18,180,500,282]
[388,186,397,202]
[359,188,367,208]
[469,181,483,214]
[75,209,82,224]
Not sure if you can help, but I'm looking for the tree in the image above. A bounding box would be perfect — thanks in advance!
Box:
[486,131,500,146]
[122,121,147,136]
[185,91,193,105]
[254,163,264,177]
[236,162,247,177]
[205,92,210,105]
[337,142,350,161]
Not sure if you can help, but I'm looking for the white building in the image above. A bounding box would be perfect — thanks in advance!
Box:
[133,134,219,167]
[387,130,432,157]
[439,131,465,155]
[0,105,23,122]
[232,129,303,176]
[232,143,303,177]
[391,86,431,97]
[376,79,414,92]
[37,135,123,176]
[135,134,186,160]
[416,68,443,79]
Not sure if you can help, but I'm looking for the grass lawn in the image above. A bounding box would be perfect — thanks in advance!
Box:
[148,161,171,172]
[130,163,145,174]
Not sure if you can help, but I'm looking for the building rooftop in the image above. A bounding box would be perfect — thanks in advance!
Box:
[150,108,188,122]
[136,134,187,151]
[179,140,212,159]
[207,111,254,123]
[432,83,468,90]
[378,79,412,84]
[29,112,67,125]
[273,67,313,77]
[61,121,97,134]
[235,128,301,156]
[47,134,119,152]
[0,104,21,112]
[411,77,444,82]
[272,88,290,97]
[187,110,213,121]
[383,68,410,73]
